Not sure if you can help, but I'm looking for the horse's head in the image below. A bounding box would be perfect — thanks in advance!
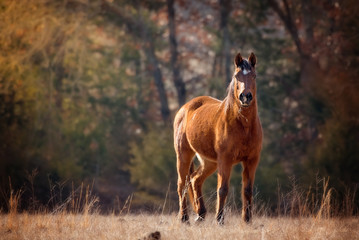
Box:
[233,52,257,108]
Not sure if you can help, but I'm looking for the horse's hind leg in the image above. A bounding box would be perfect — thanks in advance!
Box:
[176,146,195,223]
[191,157,217,221]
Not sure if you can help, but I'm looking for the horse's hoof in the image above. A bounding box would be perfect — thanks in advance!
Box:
[217,215,224,225]
[242,215,252,224]
[194,215,204,222]
[244,219,252,224]
[180,215,189,224]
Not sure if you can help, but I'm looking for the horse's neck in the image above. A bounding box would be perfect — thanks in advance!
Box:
[223,98,258,127]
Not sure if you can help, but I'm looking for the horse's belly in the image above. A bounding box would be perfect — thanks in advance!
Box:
[196,153,217,165]
[189,139,217,160]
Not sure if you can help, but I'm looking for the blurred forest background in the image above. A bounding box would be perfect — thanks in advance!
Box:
[1,0,359,214]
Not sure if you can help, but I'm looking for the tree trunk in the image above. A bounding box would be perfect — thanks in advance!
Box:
[101,1,170,123]
[267,0,304,58]
[167,0,186,107]
[219,0,232,86]
[302,0,314,44]
[143,42,171,122]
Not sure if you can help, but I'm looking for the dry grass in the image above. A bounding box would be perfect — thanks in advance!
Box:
[1,212,358,240]
[1,177,358,239]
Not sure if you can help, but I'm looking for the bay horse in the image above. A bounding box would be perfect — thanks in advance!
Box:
[173,52,262,224]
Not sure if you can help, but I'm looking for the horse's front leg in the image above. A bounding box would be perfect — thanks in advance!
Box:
[216,162,232,225]
[241,157,259,223]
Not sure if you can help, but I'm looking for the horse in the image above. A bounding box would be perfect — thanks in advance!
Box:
[173,52,262,224]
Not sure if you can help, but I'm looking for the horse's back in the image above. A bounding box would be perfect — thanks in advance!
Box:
[174,96,222,129]
[174,96,221,126]
[182,96,221,113]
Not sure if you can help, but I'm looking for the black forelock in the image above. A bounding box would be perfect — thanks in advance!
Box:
[239,59,252,71]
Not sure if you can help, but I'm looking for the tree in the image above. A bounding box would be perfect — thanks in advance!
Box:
[167,0,186,107]
[101,0,171,123]
[219,0,232,85]
[0,0,143,210]
[267,0,359,204]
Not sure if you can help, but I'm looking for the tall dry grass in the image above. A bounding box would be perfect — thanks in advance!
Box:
[1,212,358,239]
[0,178,358,240]
[274,177,358,218]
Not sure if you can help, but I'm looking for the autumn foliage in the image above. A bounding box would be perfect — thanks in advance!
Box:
[0,0,358,214]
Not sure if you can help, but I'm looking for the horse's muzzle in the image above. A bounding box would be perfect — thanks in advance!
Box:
[239,92,253,106]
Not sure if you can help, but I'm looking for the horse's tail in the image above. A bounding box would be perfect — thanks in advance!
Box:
[187,161,197,212]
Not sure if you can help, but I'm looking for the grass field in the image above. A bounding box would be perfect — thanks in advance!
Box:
[1,212,358,240]
[1,178,358,239]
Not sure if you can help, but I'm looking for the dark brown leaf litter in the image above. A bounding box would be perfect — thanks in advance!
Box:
[139,231,161,240]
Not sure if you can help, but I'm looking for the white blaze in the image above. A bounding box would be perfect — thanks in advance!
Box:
[243,69,251,75]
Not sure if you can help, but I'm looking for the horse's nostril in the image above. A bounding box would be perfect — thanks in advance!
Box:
[239,93,245,103]
[246,93,252,102]
[239,92,252,105]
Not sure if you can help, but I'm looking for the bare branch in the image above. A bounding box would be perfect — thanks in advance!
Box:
[267,0,303,56]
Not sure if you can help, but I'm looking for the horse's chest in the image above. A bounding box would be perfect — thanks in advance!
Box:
[232,131,250,150]
[219,125,258,161]
[238,128,253,148]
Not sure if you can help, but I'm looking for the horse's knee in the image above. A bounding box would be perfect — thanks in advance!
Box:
[218,185,229,198]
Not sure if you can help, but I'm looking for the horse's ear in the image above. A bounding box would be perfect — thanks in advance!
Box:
[248,52,256,67]
[234,52,243,68]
